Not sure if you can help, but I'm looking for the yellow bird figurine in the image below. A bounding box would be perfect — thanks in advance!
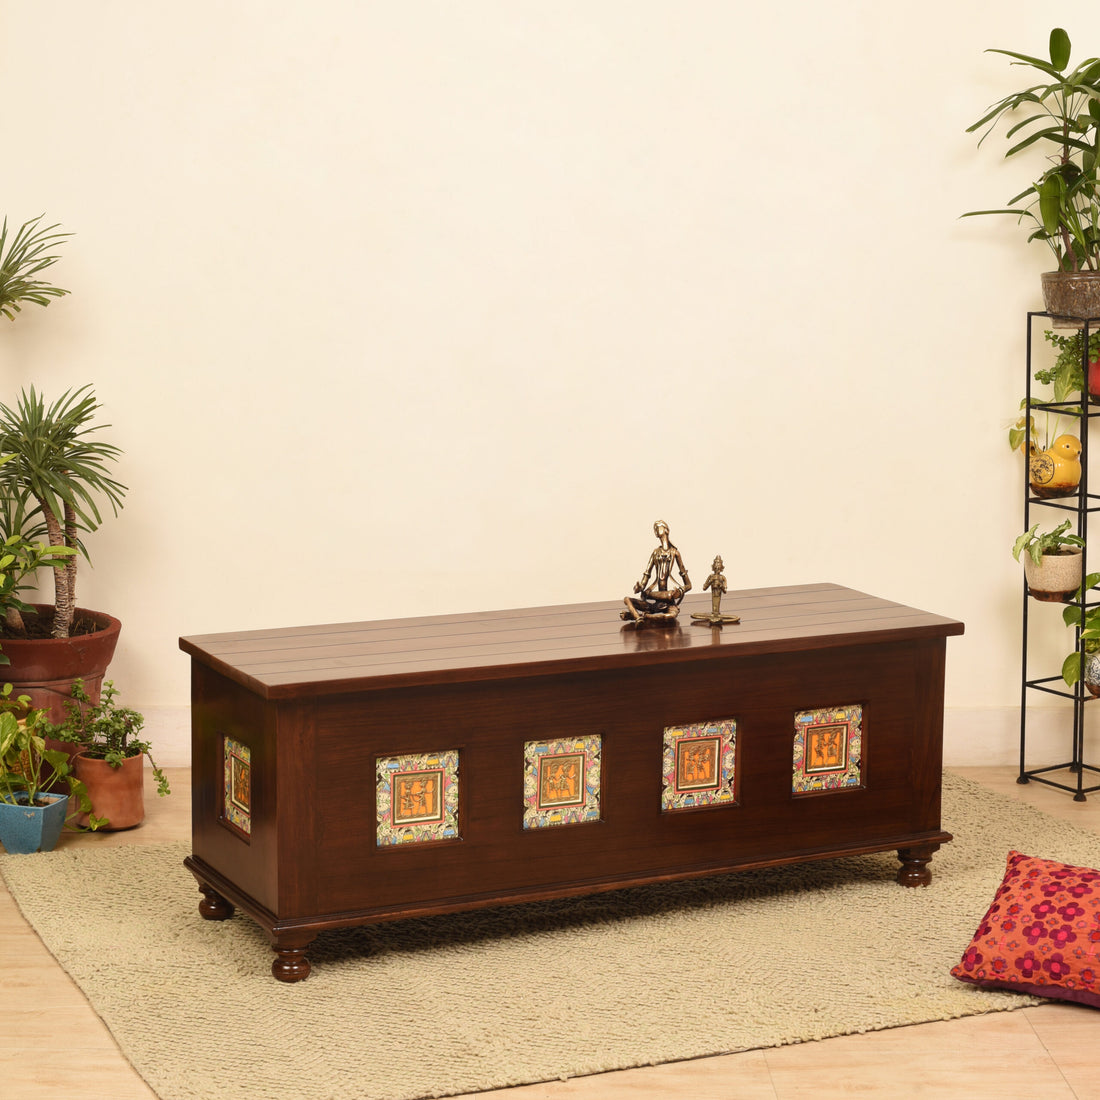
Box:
[1029,434,1082,498]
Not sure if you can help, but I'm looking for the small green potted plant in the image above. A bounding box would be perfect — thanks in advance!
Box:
[1040,327,1100,403]
[1014,520,1086,601]
[1062,574,1100,693]
[1009,406,1082,498]
[965,28,1100,320]
[45,679,169,830]
[0,684,100,853]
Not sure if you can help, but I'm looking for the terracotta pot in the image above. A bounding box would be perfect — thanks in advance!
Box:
[73,751,144,830]
[1042,270,1100,327]
[1023,547,1084,602]
[0,605,121,724]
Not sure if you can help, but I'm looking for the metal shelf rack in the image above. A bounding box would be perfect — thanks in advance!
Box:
[1020,310,1100,800]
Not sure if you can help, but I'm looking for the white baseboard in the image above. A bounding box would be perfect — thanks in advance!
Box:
[144,704,1078,771]
[943,705,1087,768]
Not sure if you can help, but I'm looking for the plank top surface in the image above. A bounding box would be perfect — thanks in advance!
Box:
[179,583,964,700]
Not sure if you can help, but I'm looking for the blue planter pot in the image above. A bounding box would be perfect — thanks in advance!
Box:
[0,791,68,853]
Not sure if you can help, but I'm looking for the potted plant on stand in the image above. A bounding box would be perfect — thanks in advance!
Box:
[0,684,100,853]
[1062,574,1100,695]
[45,679,169,830]
[1041,327,1100,403]
[1009,405,1082,497]
[1013,520,1086,601]
[965,27,1100,321]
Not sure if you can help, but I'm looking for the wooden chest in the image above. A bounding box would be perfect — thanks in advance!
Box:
[179,583,963,980]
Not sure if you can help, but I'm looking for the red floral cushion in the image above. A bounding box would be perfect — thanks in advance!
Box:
[952,850,1100,1008]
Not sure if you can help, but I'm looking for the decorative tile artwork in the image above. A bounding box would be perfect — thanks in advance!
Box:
[376,750,460,846]
[661,718,737,812]
[223,736,252,839]
[792,704,863,794]
[523,734,602,829]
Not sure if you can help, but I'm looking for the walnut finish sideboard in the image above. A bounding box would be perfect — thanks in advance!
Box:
[179,583,964,981]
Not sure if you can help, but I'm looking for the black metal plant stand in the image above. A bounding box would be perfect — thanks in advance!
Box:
[1020,309,1100,801]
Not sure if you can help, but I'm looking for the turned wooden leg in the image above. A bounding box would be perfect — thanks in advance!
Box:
[896,843,940,887]
[197,884,235,920]
[271,933,316,983]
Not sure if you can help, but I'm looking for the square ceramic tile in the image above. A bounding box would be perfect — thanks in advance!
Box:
[792,704,862,794]
[222,736,252,839]
[376,750,460,845]
[661,718,737,811]
[523,734,602,829]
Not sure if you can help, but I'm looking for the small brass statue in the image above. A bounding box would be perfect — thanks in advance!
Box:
[621,520,691,627]
[691,555,741,626]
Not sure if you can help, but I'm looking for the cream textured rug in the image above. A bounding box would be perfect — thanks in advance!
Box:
[4,773,1100,1100]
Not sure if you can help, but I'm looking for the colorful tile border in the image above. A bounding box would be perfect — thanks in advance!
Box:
[523,734,602,829]
[376,750,460,846]
[792,704,862,794]
[222,736,252,839]
[661,718,737,812]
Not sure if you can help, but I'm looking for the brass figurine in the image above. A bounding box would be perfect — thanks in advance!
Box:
[621,520,691,627]
[691,555,741,626]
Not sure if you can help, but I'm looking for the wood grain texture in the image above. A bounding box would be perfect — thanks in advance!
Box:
[180,583,963,700]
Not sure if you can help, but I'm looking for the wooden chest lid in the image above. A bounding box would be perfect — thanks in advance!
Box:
[178,582,964,700]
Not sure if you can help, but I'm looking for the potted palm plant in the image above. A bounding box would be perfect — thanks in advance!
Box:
[0,216,129,724]
[965,28,1100,321]
[0,386,127,723]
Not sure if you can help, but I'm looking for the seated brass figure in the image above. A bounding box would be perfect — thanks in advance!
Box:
[621,520,691,627]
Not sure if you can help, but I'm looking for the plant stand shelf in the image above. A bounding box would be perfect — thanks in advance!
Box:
[1020,309,1100,801]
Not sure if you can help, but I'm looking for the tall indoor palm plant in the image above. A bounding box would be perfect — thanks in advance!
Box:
[965,27,1100,274]
[0,386,127,638]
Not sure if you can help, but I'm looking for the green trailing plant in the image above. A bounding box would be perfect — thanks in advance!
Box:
[0,215,71,321]
[1035,328,1100,397]
[1013,519,1085,565]
[45,679,169,798]
[1007,402,1072,453]
[1009,329,1100,450]
[1062,573,1100,685]
[0,683,100,824]
[0,386,126,639]
[965,28,1100,272]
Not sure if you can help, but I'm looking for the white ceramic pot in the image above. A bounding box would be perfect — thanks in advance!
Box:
[1023,547,1084,602]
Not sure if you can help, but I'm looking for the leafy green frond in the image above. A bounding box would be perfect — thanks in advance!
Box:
[0,215,72,322]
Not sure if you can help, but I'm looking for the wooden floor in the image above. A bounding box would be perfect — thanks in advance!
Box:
[4,766,1100,1099]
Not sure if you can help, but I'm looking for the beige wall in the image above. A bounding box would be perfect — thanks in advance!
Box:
[1,3,1094,762]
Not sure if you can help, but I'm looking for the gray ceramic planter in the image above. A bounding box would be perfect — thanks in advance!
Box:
[1023,548,1085,602]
